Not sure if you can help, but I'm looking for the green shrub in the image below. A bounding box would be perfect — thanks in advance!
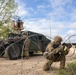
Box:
[58,69,72,75]
[58,62,76,75]
[67,62,76,74]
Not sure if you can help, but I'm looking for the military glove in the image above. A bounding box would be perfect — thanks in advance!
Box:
[43,52,49,57]
[67,43,72,49]
[46,52,54,60]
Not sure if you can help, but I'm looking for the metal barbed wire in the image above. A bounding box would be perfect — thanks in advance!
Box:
[20,34,76,75]
[64,34,76,57]
[0,33,46,75]
[0,34,76,75]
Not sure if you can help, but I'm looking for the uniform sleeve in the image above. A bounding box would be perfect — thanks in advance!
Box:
[51,45,64,54]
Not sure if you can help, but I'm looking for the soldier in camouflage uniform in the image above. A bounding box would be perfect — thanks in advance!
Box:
[43,36,72,71]
[22,31,30,59]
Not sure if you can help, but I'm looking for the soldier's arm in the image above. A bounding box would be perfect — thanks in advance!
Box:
[43,42,53,57]
[51,45,64,54]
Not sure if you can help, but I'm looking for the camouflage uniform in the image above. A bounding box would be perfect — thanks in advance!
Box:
[43,36,71,71]
[22,31,30,59]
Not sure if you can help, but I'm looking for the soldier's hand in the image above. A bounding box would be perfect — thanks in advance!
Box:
[43,52,49,57]
[67,43,72,49]
[46,52,54,60]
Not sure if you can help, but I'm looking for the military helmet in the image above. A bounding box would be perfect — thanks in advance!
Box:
[54,36,62,42]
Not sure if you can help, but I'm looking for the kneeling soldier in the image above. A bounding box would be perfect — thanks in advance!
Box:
[43,36,72,71]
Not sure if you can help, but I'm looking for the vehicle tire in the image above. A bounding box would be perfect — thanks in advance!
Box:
[0,46,5,57]
[0,49,4,57]
[5,43,22,60]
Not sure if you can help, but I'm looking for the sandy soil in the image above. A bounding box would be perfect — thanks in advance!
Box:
[0,47,76,75]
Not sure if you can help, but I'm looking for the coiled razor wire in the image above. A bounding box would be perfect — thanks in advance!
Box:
[63,34,76,57]
[0,34,76,75]
[0,38,24,75]
[0,34,46,75]
[21,34,76,75]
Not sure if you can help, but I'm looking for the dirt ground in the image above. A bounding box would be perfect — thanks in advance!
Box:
[0,47,76,75]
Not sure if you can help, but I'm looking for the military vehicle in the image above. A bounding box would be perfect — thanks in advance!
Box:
[0,17,76,60]
[0,18,51,60]
[0,31,51,60]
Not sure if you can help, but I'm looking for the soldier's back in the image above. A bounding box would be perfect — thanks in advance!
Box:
[46,42,54,52]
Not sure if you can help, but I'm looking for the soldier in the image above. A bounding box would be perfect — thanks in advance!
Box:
[43,35,72,71]
[22,31,30,59]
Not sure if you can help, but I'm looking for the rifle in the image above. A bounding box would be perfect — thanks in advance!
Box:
[62,43,72,48]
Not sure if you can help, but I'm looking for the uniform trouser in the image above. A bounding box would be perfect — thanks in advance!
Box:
[24,47,29,58]
[43,54,65,71]
[24,39,30,58]
[43,59,53,71]
[60,54,65,69]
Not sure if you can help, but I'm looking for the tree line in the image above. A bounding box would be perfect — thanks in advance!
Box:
[0,0,18,38]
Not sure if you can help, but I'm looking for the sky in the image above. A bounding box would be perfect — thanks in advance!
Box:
[15,0,76,42]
